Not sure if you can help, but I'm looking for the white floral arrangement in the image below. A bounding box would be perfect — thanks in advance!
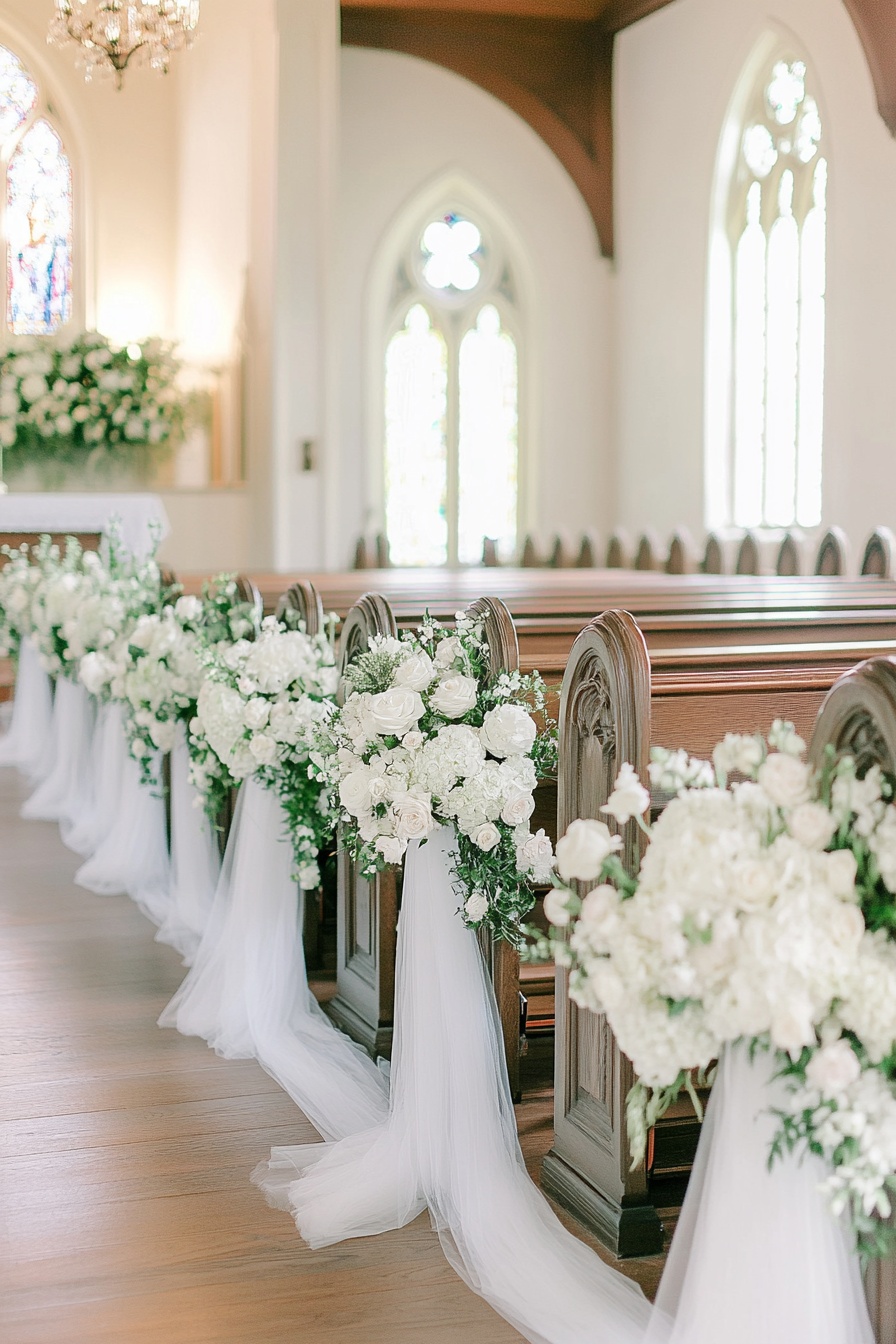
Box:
[0,332,183,476]
[116,578,260,786]
[0,542,42,657]
[191,615,339,888]
[535,721,896,1259]
[320,612,557,942]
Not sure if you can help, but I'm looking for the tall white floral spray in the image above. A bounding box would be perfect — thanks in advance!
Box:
[190,613,340,888]
[320,611,557,943]
[534,721,896,1259]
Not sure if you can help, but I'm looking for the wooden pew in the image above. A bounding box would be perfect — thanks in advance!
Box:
[542,610,896,1259]
[325,592,527,1100]
[861,527,896,579]
[809,657,896,1341]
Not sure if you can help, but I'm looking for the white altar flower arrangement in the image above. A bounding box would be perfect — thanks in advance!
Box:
[116,577,260,787]
[0,332,184,480]
[320,612,557,943]
[534,721,896,1258]
[191,615,339,888]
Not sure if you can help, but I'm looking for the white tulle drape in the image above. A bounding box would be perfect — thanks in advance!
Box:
[154,724,222,963]
[253,826,651,1344]
[0,636,54,776]
[75,739,171,926]
[61,701,126,857]
[646,1044,875,1344]
[160,776,389,1141]
[20,677,96,824]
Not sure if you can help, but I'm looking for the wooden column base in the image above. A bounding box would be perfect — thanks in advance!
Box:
[323,994,393,1061]
[541,1148,664,1259]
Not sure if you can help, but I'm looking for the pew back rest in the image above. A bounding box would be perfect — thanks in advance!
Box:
[276,581,324,635]
[337,593,398,705]
[810,656,896,774]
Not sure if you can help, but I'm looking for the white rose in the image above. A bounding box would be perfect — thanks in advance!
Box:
[464,890,489,922]
[249,733,278,767]
[827,849,858,898]
[805,1039,862,1097]
[757,753,811,809]
[501,786,535,827]
[770,999,817,1057]
[340,768,373,816]
[402,731,425,752]
[601,762,650,824]
[543,887,575,928]
[390,792,434,842]
[376,835,405,865]
[368,776,389,805]
[515,828,555,882]
[297,863,321,890]
[174,594,203,623]
[474,822,501,852]
[429,674,478,719]
[826,901,865,953]
[394,651,436,692]
[243,697,271,731]
[578,884,620,940]
[480,704,537,759]
[368,687,425,738]
[555,818,622,882]
[434,635,463,668]
[787,801,836,851]
[736,859,776,912]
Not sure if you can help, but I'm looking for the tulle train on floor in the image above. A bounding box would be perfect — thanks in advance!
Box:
[0,636,54,777]
[253,826,651,1344]
[75,743,171,926]
[160,776,389,1142]
[154,724,222,963]
[21,677,96,824]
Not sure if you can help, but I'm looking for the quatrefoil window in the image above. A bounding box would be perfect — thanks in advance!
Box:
[421,214,482,292]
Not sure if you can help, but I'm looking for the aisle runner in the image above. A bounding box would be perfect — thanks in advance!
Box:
[160,777,389,1141]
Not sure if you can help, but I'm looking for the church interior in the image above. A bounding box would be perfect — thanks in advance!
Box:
[3,1,896,1341]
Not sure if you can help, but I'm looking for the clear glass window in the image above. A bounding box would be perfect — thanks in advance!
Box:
[383,211,521,567]
[715,51,826,528]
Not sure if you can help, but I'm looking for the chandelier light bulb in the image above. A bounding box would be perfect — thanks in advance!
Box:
[47,0,201,89]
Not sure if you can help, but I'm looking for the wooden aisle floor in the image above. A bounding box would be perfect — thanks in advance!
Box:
[0,769,661,1344]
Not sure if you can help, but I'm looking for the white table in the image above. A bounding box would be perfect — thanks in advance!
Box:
[0,493,169,559]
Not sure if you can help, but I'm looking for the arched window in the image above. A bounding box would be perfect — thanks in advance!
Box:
[0,44,73,337]
[383,210,520,567]
[708,49,826,529]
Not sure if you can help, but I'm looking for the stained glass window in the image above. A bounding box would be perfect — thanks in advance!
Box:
[383,212,521,566]
[720,52,826,528]
[8,121,73,336]
[0,47,73,337]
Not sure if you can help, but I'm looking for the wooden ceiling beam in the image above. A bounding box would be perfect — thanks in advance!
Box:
[341,8,615,254]
[841,0,896,135]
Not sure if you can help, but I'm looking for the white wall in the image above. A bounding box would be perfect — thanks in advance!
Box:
[614,0,896,548]
[337,48,614,568]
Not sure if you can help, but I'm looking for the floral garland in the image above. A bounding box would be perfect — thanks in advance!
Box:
[0,543,41,659]
[534,721,896,1259]
[190,615,339,888]
[319,612,556,943]
[0,332,184,478]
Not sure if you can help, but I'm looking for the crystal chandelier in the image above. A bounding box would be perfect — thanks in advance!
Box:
[48,1,201,88]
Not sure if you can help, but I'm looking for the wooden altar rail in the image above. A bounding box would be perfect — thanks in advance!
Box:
[350,524,896,579]
[545,613,896,1263]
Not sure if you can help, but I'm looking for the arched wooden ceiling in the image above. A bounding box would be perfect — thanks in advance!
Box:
[341,0,896,259]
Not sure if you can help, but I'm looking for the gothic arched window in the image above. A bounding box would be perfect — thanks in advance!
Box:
[0,45,73,337]
[709,49,826,529]
[383,210,520,567]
